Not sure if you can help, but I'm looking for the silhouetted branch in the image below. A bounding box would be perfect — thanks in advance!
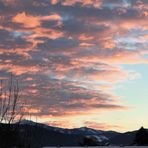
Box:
[0,75,24,124]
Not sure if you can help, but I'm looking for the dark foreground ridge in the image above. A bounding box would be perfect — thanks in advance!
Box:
[0,120,148,148]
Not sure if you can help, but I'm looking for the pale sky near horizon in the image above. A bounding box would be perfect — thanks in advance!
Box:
[0,0,148,132]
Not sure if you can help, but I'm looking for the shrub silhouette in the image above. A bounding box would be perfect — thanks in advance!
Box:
[80,136,102,146]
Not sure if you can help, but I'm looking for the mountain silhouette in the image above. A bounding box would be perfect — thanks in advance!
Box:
[0,120,147,147]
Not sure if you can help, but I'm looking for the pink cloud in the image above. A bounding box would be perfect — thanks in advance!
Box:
[0,0,147,130]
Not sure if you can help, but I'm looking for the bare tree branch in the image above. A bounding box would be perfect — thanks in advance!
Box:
[0,75,24,124]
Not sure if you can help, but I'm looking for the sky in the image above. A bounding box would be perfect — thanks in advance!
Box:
[0,0,148,132]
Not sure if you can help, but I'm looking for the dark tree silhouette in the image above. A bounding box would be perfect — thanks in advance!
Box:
[134,126,148,146]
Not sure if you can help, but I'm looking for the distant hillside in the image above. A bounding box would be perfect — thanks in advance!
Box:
[0,120,147,147]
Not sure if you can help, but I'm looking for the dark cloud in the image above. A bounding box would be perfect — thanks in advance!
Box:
[37,37,79,51]
[0,29,32,49]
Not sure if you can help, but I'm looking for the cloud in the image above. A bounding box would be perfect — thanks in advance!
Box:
[0,29,32,49]
[37,37,79,51]
[50,0,102,8]
[0,0,147,129]
[12,12,62,28]
[84,121,122,131]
